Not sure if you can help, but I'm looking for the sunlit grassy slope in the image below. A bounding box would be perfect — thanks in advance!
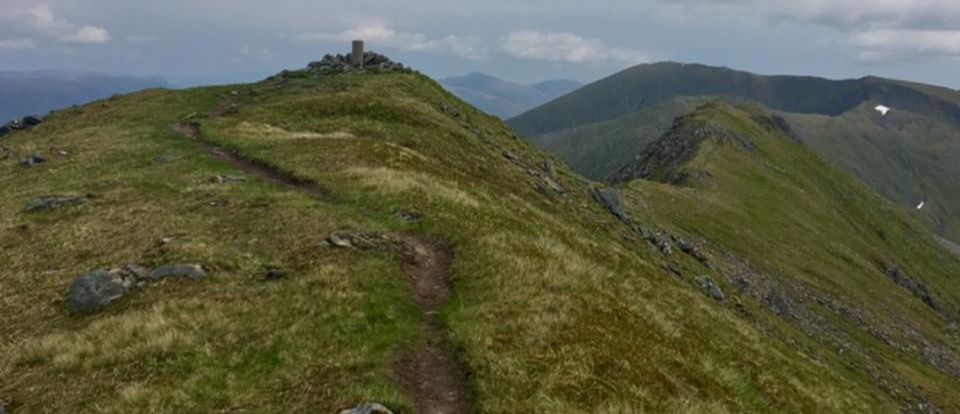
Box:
[0,69,958,412]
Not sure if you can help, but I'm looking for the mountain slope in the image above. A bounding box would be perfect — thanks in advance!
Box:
[617,102,960,411]
[439,72,581,119]
[507,62,960,243]
[0,70,168,121]
[2,63,960,412]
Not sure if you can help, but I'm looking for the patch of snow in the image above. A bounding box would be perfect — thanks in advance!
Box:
[917,201,925,210]
[875,105,891,116]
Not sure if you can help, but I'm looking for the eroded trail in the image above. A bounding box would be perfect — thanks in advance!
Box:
[173,121,471,413]
[173,122,328,199]
[396,236,471,414]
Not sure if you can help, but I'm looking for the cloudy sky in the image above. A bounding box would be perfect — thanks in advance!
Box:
[1,0,959,87]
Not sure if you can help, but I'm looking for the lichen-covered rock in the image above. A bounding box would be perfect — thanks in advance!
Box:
[149,264,207,281]
[67,270,128,314]
[23,196,88,212]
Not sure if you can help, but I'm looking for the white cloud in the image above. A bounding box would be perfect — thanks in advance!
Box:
[0,38,36,50]
[850,29,960,62]
[60,26,110,44]
[500,30,651,64]
[648,0,960,62]
[298,23,486,59]
[0,4,110,46]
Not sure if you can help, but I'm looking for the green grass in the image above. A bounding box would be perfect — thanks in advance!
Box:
[0,70,956,412]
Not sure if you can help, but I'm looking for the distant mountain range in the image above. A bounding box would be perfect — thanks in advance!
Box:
[0,70,168,121]
[508,62,960,242]
[439,72,582,118]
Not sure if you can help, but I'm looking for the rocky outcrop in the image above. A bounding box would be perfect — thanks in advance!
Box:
[752,113,799,141]
[608,108,755,185]
[884,265,944,315]
[591,187,629,222]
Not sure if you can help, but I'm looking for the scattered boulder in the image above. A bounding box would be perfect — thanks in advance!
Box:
[0,402,7,414]
[149,264,207,281]
[591,187,629,223]
[67,270,128,314]
[1,115,43,137]
[18,154,46,168]
[502,151,520,164]
[24,196,88,212]
[339,403,394,414]
[703,277,726,302]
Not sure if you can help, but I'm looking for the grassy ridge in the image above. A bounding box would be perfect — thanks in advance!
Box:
[0,70,957,412]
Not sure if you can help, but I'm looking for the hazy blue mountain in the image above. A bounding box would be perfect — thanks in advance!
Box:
[0,70,168,121]
[439,72,581,118]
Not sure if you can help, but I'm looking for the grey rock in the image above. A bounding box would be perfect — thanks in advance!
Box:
[19,154,46,168]
[339,403,394,414]
[502,151,520,163]
[591,187,629,222]
[328,233,353,248]
[24,196,88,212]
[149,264,207,281]
[678,239,709,263]
[68,270,128,314]
[0,403,7,414]
[703,277,725,302]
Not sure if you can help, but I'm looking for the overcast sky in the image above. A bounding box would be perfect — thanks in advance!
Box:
[1,0,959,88]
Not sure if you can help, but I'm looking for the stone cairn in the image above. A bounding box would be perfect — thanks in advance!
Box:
[306,40,410,74]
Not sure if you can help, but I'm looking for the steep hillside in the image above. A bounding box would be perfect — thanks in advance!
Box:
[617,102,960,412]
[2,62,959,413]
[0,70,168,121]
[507,63,960,243]
[439,72,581,119]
